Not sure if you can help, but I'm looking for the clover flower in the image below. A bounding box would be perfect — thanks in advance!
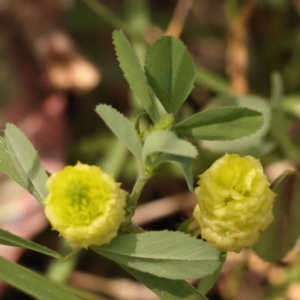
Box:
[44,162,127,249]
[193,153,275,253]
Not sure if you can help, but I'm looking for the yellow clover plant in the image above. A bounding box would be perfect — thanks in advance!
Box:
[44,162,127,249]
[193,153,276,253]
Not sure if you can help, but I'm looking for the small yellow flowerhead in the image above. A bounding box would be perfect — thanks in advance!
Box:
[193,153,275,253]
[44,162,127,249]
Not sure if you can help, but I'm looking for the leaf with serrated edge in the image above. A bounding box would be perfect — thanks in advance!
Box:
[0,256,82,300]
[142,130,197,164]
[175,107,263,140]
[112,30,159,123]
[92,231,220,280]
[0,229,62,260]
[153,153,193,191]
[124,266,208,300]
[0,137,25,189]
[4,123,48,206]
[145,36,195,113]
[96,104,142,161]
[200,96,271,154]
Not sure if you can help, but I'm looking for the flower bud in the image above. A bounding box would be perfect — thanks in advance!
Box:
[193,153,275,253]
[44,162,127,249]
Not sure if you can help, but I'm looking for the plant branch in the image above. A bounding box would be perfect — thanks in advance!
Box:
[81,0,130,34]
[124,172,149,223]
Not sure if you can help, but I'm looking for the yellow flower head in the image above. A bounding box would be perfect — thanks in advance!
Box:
[193,153,275,253]
[44,162,127,249]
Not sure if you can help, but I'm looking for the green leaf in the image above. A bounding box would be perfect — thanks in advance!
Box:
[0,137,25,188]
[283,94,300,117]
[92,231,221,280]
[0,256,82,300]
[4,123,49,206]
[134,112,146,135]
[197,267,221,295]
[178,217,195,235]
[124,266,208,300]
[195,65,231,95]
[112,30,159,123]
[200,96,273,156]
[197,252,226,295]
[175,107,263,140]
[145,36,195,113]
[253,169,300,262]
[142,130,198,164]
[96,104,143,161]
[0,229,62,260]
[152,153,194,191]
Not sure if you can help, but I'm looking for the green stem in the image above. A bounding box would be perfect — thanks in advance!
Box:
[81,0,129,32]
[60,248,80,262]
[271,73,299,160]
[226,0,239,21]
[125,174,148,223]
